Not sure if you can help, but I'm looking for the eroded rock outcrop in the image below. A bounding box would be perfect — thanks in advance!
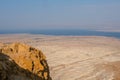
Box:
[0,43,51,80]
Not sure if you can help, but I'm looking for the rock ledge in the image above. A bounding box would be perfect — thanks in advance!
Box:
[0,43,51,80]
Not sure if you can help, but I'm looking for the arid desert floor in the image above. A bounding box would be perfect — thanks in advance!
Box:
[0,34,120,80]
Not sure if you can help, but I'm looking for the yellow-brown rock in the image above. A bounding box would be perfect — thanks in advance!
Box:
[0,43,51,80]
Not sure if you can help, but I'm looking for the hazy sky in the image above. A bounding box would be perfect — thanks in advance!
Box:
[0,0,120,31]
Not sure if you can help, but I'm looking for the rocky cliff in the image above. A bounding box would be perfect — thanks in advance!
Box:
[0,43,51,80]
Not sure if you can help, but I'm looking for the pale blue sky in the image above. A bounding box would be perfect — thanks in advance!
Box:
[0,0,120,31]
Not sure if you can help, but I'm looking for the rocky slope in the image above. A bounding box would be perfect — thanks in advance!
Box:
[0,43,51,80]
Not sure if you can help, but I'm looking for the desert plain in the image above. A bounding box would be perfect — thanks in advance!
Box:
[0,34,120,80]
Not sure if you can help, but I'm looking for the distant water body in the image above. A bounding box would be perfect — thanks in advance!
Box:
[0,29,120,38]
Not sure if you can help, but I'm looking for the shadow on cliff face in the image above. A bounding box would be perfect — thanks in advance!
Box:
[0,52,51,80]
[0,43,52,80]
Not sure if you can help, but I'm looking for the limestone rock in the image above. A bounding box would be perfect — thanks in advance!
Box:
[0,53,39,80]
[0,43,51,80]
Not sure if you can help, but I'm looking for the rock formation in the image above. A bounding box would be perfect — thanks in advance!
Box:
[0,43,51,80]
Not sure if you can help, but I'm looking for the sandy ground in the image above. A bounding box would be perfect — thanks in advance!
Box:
[0,34,120,80]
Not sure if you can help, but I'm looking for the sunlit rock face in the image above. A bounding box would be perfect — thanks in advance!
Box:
[0,43,51,80]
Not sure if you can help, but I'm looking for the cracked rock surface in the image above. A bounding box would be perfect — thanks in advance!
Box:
[0,43,51,80]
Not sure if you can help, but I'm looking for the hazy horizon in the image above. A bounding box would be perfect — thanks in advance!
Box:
[0,0,120,32]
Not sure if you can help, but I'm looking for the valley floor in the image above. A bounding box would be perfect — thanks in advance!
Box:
[0,34,120,80]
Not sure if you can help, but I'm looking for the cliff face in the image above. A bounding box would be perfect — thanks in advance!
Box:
[0,43,51,80]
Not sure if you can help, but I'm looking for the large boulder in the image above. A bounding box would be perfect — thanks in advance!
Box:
[0,43,51,80]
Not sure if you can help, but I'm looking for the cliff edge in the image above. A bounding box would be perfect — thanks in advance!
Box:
[0,43,51,80]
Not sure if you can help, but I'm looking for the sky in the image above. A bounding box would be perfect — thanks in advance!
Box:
[0,0,120,32]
